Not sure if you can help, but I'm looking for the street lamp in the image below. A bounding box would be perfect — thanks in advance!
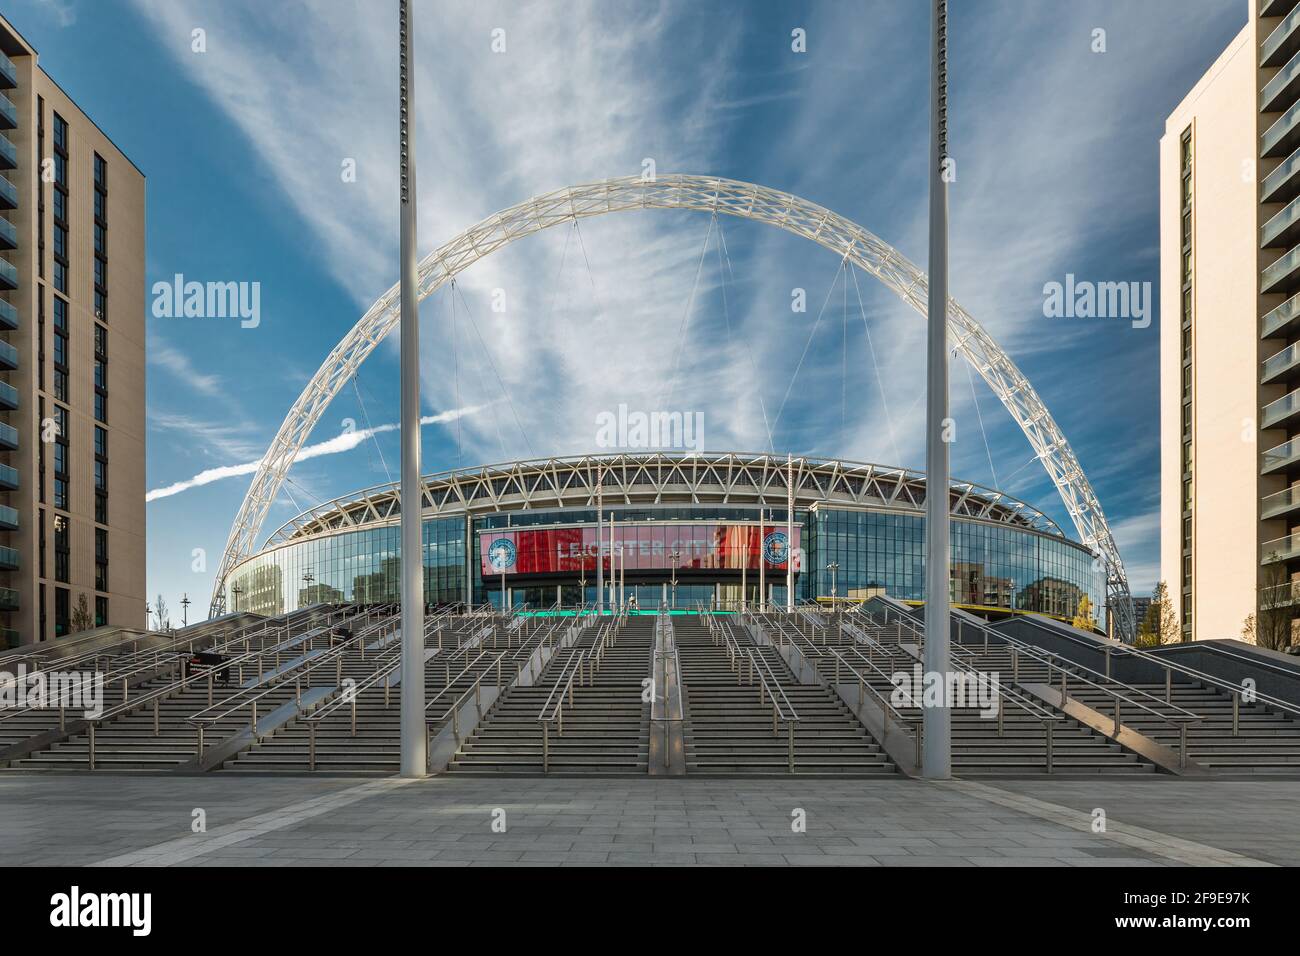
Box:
[181,593,191,628]
[302,569,315,606]
[145,602,153,630]
[826,562,839,605]
[670,548,681,608]
[922,0,952,780]
[232,583,243,613]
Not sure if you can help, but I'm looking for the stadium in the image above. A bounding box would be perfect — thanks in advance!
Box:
[221,451,1102,629]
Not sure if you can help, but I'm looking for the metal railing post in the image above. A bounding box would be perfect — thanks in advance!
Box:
[309,722,316,771]
[1044,721,1053,774]
[88,723,96,770]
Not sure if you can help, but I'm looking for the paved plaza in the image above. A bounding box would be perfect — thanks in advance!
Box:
[0,773,1293,867]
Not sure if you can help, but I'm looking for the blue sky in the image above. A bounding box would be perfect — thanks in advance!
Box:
[8,0,1247,617]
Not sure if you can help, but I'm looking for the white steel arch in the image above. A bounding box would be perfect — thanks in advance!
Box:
[208,174,1136,641]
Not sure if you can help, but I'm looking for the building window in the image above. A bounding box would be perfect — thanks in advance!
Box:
[1178,124,1193,633]
[53,516,69,585]
[54,586,69,638]
[94,153,107,322]
[52,114,69,296]
[95,528,108,592]
[53,405,68,511]
[95,595,107,628]
[36,97,45,279]
[37,397,45,505]
[52,296,68,402]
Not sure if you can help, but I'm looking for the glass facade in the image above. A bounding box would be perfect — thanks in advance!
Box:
[226,515,466,615]
[228,503,1100,624]
[807,507,1099,620]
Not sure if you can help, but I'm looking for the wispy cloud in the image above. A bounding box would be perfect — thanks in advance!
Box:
[146,405,482,502]
[148,335,224,398]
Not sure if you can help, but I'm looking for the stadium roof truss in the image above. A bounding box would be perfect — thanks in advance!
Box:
[258,451,1064,547]
[209,175,1135,641]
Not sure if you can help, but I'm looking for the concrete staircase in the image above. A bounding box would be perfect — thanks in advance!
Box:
[761,612,1154,776]
[448,615,653,774]
[676,616,895,775]
[227,617,545,773]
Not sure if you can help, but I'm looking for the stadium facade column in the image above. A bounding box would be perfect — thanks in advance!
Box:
[596,464,604,613]
[397,0,426,778]
[923,0,952,779]
[786,455,794,612]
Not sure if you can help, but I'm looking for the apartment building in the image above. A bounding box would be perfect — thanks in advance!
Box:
[0,14,145,647]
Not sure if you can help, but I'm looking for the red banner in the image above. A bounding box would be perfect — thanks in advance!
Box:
[479,523,800,578]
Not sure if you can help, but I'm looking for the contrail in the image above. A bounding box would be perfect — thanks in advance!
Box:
[146,405,484,502]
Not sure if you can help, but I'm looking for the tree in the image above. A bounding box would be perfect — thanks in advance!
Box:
[69,593,94,634]
[1253,558,1294,652]
[1071,594,1097,632]
[1137,581,1179,647]
[155,594,171,633]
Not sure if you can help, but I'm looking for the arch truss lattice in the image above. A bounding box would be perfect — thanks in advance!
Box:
[208,174,1135,641]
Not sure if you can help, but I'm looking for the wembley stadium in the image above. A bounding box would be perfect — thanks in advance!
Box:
[220,451,1102,629]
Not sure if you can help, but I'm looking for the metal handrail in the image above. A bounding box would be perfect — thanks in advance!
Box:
[855,599,1200,766]
[77,609,381,768]
[538,646,590,772]
[1112,641,1300,721]
[186,613,400,734]
[856,600,1201,725]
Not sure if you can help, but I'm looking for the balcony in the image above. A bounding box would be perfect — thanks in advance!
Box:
[0,217,14,252]
[1264,388,1300,429]
[1261,579,1300,609]
[0,172,15,211]
[1264,195,1300,250]
[0,587,17,611]
[0,339,18,373]
[1263,484,1300,520]
[1263,292,1300,339]
[1264,0,1300,19]
[1263,341,1300,384]
[0,52,15,90]
[0,546,17,571]
[1263,436,1300,475]
[1262,244,1300,294]
[0,423,18,451]
[0,463,18,491]
[0,133,13,171]
[1262,532,1300,562]
[0,300,15,332]
[0,258,15,293]
[0,506,17,533]
[0,93,14,132]
[1264,3,1300,68]
[1264,49,1300,114]
[1263,98,1300,159]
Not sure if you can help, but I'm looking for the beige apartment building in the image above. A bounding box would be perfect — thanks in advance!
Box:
[0,15,145,647]
[1162,0,1300,645]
